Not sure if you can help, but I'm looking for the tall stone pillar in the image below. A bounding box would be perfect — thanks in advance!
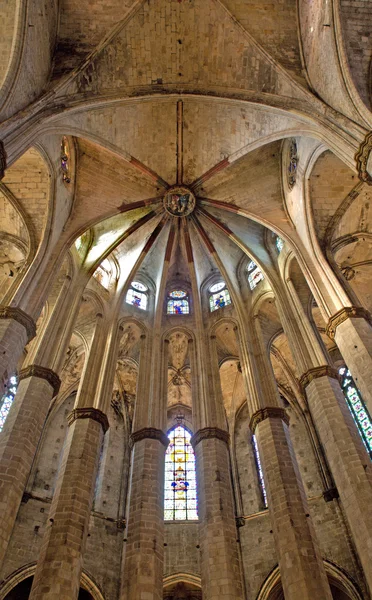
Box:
[243,319,333,600]
[0,306,36,396]
[29,314,109,600]
[327,306,372,413]
[0,276,85,568]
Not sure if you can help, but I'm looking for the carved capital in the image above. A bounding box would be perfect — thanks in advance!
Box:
[249,407,289,434]
[19,365,61,395]
[190,427,230,449]
[326,306,372,339]
[299,365,340,393]
[67,407,109,433]
[355,130,372,185]
[130,427,169,448]
[0,306,36,341]
[0,140,6,179]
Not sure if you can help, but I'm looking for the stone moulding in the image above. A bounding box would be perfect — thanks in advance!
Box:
[190,427,230,449]
[249,407,289,434]
[0,306,36,341]
[19,365,61,396]
[299,365,340,393]
[326,306,372,339]
[67,408,109,433]
[355,130,372,185]
[130,427,169,448]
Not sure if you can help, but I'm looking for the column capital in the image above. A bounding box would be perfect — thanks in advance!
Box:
[19,365,61,395]
[249,407,289,434]
[130,427,169,448]
[67,407,109,433]
[0,306,36,341]
[190,427,230,449]
[299,365,340,393]
[326,306,372,339]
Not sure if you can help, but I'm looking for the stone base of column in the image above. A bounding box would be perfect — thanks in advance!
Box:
[0,367,59,567]
[29,410,106,600]
[303,373,372,593]
[252,408,333,600]
[0,307,36,396]
[192,428,244,600]
[121,430,168,600]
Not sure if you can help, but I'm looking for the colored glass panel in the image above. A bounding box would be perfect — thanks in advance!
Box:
[276,236,284,253]
[248,267,264,290]
[0,375,18,432]
[126,288,147,310]
[164,425,198,521]
[209,281,226,293]
[252,435,268,508]
[339,367,372,454]
[209,288,231,312]
[167,299,189,315]
[169,290,187,299]
[131,281,147,292]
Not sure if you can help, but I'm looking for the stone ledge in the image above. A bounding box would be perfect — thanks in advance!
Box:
[67,407,109,433]
[19,365,61,396]
[190,427,230,449]
[130,427,169,448]
[326,306,372,339]
[249,407,289,434]
[0,306,36,341]
[299,365,340,393]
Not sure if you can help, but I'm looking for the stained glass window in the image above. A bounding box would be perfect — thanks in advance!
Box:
[0,375,18,432]
[164,425,198,520]
[252,434,268,508]
[167,290,189,314]
[339,366,372,455]
[126,281,148,310]
[247,261,264,290]
[276,236,284,253]
[209,281,231,312]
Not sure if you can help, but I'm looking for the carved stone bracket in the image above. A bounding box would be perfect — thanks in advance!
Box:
[326,306,372,339]
[249,407,289,434]
[0,306,36,341]
[299,365,340,393]
[235,517,246,528]
[19,365,61,396]
[130,427,169,448]
[67,407,109,433]
[355,130,372,185]
[190,427,230,449]
[323,487,339,503]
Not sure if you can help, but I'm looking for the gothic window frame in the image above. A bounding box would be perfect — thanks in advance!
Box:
[247,260,264,291]
[339,366,372,456]
[125,280,149,311]
[167,289,190,315]
[0,374,18,432]
[252,434,268,508]
[275,236,284,254]
[164,424,198,521]
[208,280,232,312]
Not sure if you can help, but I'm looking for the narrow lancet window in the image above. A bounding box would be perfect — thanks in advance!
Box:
[0,375,18,432]
[247,261,264,290]
[252,434,268,508]
[164,425,198,520]
[126,281,148,310]
[276,236,284,253]
[167,290,189,315]
[339,366,372,455]
[209,281,231,312]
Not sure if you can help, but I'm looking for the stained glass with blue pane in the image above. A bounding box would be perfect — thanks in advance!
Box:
[209,288,231,312]
[252,434,268,508]
[164,426,198,520]
[339,367,372,454]
[0,375,18,432]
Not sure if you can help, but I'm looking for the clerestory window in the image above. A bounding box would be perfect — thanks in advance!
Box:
[126,281,148,310]
[247,260,264,290]
[167,290,190,315]
[0,374,18,432]
[339,366,372,456]
[209,281,232,312]
[164,425,198,520]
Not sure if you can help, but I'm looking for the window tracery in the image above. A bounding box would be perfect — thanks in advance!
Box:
[126,281,148,310]
[247,261,264,290]
[208,281,231,312]
[167,290,190,315]
[252,434,268,508]
[339,366,372,455]
[164,425,198,520]
[0,375,18,432]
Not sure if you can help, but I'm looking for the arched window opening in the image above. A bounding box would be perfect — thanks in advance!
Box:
[93,259,112,289]
[252,434,268,508]
[126,281,148,310]
[247,261,264,290]
[164,425,198,520]
[339,366,372,455]
[0,374,18,432]
[209,280,232,312]
[167,290,190,315]
[276,236,284,253]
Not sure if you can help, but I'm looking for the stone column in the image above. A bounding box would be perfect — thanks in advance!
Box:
[29,314,109,600]
[243,318,333,600]
[192,428,243,600]
[0,306,36,396]
[300,366,372,594]
[121,428,169,600]
[327,306,372,413]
